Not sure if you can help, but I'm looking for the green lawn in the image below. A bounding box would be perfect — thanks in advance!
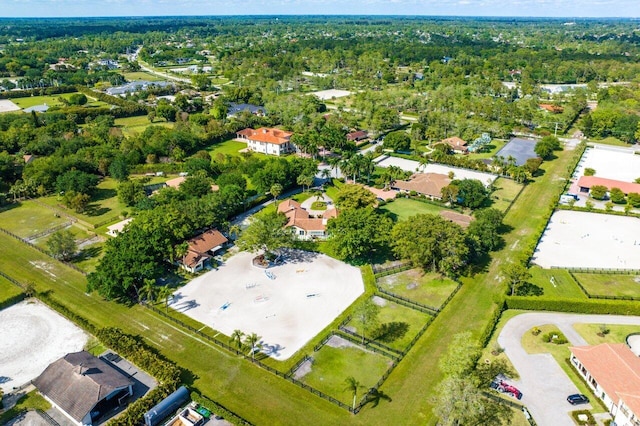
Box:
[31,223,95,250]
[0,275,23,303]
[0,391,51,425]
[572,273,640,298]
[466,139,507,160]
[377,269,459,309]
[122,71,167,82]
[71,240,105,273]
[114,116,173,137]
[300,344,392,406]
[206,139,248,158]
[490,178,525,212]
[589,137,630,147]
[573,323,640,345]
[480,310,526,378]
[379,197,447,222]
[0,200,69,238]
[346,297,432,352]
[9,93,108,109]
[527,267,586,299]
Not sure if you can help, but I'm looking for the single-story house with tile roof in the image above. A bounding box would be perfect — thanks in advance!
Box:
[178,229,228,273]
[391,173,451,200]
[440,210,473,228]
[347,130,369,142]
[236,127,294,156]
[33,351,134,426]
[570,343,640,425]
[277,199,337,240]
[440,136,468,154]
[161,176,218,193]
[576,175,640,197]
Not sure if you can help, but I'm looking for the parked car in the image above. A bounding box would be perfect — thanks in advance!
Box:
[567,394,589,405]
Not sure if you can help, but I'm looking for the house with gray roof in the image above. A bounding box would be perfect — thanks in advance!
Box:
[34,351,134,426]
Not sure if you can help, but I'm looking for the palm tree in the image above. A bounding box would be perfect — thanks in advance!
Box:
[270,183,283,201]
[362,152,376,185]
[156,285,174,312]
[320,168,332,183]
[243,332,262,361]
[344,376,364,411]
[229,329,245,351]
[141,278,156,304]
[228,224,241,241]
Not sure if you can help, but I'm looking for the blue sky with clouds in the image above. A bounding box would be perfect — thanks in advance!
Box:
[2,0,639,18]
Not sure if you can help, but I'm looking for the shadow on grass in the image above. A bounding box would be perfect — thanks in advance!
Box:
[515,282,544,296]
[74,245,103,263]
[362,388,392,408]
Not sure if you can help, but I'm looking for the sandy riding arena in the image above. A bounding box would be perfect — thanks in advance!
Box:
[532,210,640,269]
[170,249,365,360]
[0,300,88,393]
[0,99,21,113]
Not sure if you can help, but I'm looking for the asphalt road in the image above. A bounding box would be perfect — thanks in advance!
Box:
[497,312,640,426]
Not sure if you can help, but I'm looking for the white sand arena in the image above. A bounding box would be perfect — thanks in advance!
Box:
[310,89,352,100]
[0,99,21,113]
[532,210,640,269]
[0,300,88,393]
[573,146,640,182]
[169,249,364,360]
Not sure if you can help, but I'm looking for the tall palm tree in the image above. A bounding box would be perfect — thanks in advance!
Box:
[270,183,283,201]
[156,285,174,313]
[229,329,245,350]
[228,224,241,241]
[362,152,376,185]
[344,376,363,411]
[243,332,262,361]
[141,278,156,304]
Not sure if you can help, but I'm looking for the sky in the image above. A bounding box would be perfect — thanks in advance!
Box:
[1,0,639,18]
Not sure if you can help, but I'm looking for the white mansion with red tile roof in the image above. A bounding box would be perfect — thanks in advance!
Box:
[277,199,337,240]
[236,127,294,156]
[570,343,640,426]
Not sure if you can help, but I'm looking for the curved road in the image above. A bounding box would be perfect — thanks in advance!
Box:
[498,312,640,426]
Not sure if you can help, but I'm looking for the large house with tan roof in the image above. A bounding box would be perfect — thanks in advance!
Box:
[236,127,295,156]
[391,173,451,200]
[577,176,640,197]
[570,343,640,425]
[277,199,337,240]
[178,229,228,273]
[440,136,468,154]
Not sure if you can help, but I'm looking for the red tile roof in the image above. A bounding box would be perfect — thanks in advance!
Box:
[347,130,368,141]
[187,229,228,254]
[440,210,473,228]
[165,176,186,189]
[277,200,337,232]
[441,136,468,150]
[570,343,640,411]
[577,176,640,195]
[392,173,451,199]
[237,127,293,145]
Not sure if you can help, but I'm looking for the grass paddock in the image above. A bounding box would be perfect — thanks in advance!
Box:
[572,273,640,298]
[377,269,459,309]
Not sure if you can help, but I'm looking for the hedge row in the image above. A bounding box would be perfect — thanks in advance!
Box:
[190,391,253,426]
[0,292,26,311]
[505,297,640,316]
[479,299,507,347]
[75,85,149,113]
[0,85,77,99]
[96,327,181,426]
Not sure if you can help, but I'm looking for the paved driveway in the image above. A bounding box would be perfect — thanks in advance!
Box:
[498,312,640,426]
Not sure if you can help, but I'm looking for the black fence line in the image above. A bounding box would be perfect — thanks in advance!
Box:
[371,261,412,275]
[568,271,640,302]
[335,329,401,361]
[285,355,312,378]
[26,221,75,241]
[313,331,336,352]
[0,269,26,290]
[93,215,123,229]
[502,176,527,216]
[400,316,434,357]
[555,266,640,275]
[375,288,439,314]
[438,282,463,311]
[144,304,355,413]
[0,227,87,276]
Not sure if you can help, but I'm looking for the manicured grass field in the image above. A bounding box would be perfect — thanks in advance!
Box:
[379,197,447,222]
[377,269,459,309]
[528,267,586,299]
[490,177,524,212]
[206,139,248,157]
[31,223,95,250]
[299,344,392,405]
[589,136,629,147]
[466,139,507,160]
[572,273,640,298]
[345,297,431,352]
[122,71,167,82]
[0,200,69,238]
[10,93,108,109]
[573,323,640,345]
[71,241,104,273]
[0,276,23,303]
[114,116,173,137]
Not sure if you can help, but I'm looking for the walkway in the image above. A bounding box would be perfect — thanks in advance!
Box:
[498,312,640,426]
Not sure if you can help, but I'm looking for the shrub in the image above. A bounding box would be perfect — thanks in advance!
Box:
[506,297,640,316]
[570,409,596,426]
[190,391,252,425]
[589,185,607,200]
[610,187,626,204]
[584,168,596,176]
[542,331,568,344]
